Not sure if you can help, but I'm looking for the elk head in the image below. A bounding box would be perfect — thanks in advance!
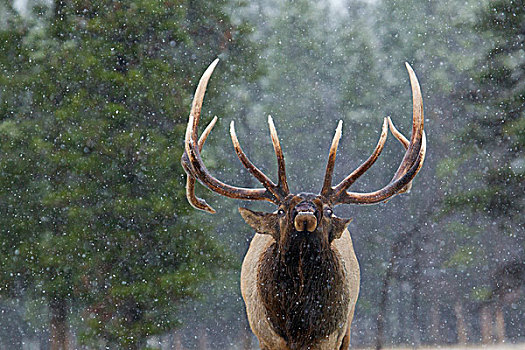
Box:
[180,59,427,236]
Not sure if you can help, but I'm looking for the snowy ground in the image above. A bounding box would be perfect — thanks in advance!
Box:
[365,344,525,350]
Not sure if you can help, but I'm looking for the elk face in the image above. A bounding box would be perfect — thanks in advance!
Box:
[238,193,351,252]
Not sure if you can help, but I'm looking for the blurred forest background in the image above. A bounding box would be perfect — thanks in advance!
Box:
[0,0,523,349]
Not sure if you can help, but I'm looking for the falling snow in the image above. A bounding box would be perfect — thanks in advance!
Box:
[0,0,523,349]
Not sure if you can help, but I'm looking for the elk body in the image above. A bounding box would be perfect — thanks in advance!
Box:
[181,59,426,350]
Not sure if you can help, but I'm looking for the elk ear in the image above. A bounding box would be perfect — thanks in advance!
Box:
[330,217,352,241]
[239,207,279,240]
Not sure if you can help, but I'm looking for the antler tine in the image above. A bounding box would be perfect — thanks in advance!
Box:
[387,117,409,148]
[387,117,428,194]
[184,116,219,213]
[199,116,218,147]
[185,176,215,213]
[230,121,282,199]
[268,115,290,196]
[189,59,220,144]
[321,120,343,196]
[331,118,388,196]
[181,59,277,213]
[331,63,426,205]
[389,62,424,181]
[388,116,427,181]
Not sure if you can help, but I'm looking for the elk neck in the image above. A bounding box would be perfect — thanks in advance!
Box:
[258,230,349,349]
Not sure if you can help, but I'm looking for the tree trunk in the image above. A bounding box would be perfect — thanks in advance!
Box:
[49,297,68,350]
[173,331,184,350]
[197,325,208,350]
[375,230,416,350]
[375,251,396,350]
[454,300,468,345]
[375,219,429,350]
[480,304,493,345]
[410,236,422,347]
[495,303,505,343]
[429,302,441,344]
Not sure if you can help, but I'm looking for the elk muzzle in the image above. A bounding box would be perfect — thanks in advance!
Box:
[294,213,317,232]
[293,201,318,232]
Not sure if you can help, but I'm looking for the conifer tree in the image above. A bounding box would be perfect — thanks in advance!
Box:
[0,0,254,347]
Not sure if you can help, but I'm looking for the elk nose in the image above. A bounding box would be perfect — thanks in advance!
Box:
[294,212,317,232]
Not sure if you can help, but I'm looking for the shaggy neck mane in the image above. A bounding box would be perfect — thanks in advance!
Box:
[258,232,349,349]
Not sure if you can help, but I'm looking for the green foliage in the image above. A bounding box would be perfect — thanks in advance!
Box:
[471,286,492,302]
[444,245,481,269]
[0,0,251,347]
[442,0,524,221]
[444,222,478,239]
[437,0,524,313]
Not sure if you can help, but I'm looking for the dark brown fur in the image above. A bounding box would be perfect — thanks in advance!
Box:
[258,230,349,349]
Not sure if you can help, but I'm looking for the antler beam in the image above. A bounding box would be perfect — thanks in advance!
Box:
[327,62,427,205]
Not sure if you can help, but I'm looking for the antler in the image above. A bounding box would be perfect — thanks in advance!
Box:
[182,60,426,212]
[321,63,427,205]
[181,59,290,213]
[230,115,290,200]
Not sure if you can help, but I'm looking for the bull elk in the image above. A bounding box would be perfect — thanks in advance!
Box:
[181,59,426,350]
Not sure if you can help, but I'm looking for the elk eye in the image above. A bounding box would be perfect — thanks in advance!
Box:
[324,208,333,217]
[277,209,285,216]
